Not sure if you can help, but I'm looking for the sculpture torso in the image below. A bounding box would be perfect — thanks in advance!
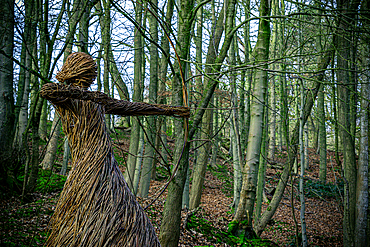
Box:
[46,99,160,247]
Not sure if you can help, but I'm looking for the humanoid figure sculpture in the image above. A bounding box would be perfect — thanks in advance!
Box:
[40,52,189,246]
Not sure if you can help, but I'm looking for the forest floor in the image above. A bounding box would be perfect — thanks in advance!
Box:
[0,131,343,246]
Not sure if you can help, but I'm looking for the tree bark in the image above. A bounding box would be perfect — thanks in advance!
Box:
[125,2,144,191]
[255,50,332,235]
[336,1,359,245]
[354,44,369,247]
[159,0,195,244]
[41,115,61,170]
[234,0,271,228]
[0,0,15,188]
[355,3,370,245]
[138,0,159,198]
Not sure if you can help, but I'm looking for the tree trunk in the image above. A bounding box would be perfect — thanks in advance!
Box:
[234,0,271,228]
[355,4,370,244]
[189,109,212,209]
[0,0,15,180]
[102,0,111,130]
[354,43,369,247]
[41,115,61,170]
[255,94,269,221]
[336,1,359,245]
[268,0,278,161]
[159,0,195,244]
[133,128,144,195]
[255,50,332,235]
[39,98,48,141]
[138,0,159,198]
[299,80,307,247]
[318,85,327,182]
[60,136,70,175]
[125,2,144,190]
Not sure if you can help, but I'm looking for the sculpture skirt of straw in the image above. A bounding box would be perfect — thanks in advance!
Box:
[45,99,160,247]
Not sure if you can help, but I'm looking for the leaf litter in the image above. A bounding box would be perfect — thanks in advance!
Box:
[0,138,343,246]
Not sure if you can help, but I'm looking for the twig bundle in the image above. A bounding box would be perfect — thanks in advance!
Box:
[56,52,98,88]
[40,52,185,246]
[44,99,160,246]
[41,83,190,118]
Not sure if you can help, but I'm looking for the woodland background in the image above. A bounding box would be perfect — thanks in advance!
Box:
[0,0,369,246]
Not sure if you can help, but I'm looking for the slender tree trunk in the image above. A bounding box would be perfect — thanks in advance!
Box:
[255,50,332,235]
[234,0,271,229]
[355,4,370,243]
[189,108,212,209]
[157,0,174,174]
[318,85,327,182]
[268,0,278,161]
[211,95,219,165]
[0,0,15,188]
[133,128,144,195]
[102,0,111,130]
[39,98,48,141]
[354,44,369,247]
[336,1,359,245]
[23,0,40,147]
[299,79,307,247]
[27,0,46,191]
[159,0,195,244]
[41,115,61,170]
[60,136,70,175]
[315,4,327,181]
[240,0,251,157]
[278,0,288,150]
[138,0,159,198]
[229,36,243,212]
[255,103,268,221]
[125,2,144,190]
[15,17,33,148]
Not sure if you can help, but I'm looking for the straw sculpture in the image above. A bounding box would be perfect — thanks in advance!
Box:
[40,52,189,247]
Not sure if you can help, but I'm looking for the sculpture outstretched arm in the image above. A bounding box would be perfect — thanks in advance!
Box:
[40,83,190,118]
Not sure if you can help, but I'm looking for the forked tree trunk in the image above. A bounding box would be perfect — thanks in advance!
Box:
[254,51,332,235]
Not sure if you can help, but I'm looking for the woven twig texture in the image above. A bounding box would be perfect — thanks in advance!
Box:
[41,83,190,118]
[56,52,97,89]
[39,84,193,246]
[42,97,161,246]
[40,51,189,246]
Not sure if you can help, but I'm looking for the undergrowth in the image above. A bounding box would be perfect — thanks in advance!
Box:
[304,179,344,199]
[186,214,278,246]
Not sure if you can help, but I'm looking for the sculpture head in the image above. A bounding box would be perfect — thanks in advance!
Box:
[56,52,97,89]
